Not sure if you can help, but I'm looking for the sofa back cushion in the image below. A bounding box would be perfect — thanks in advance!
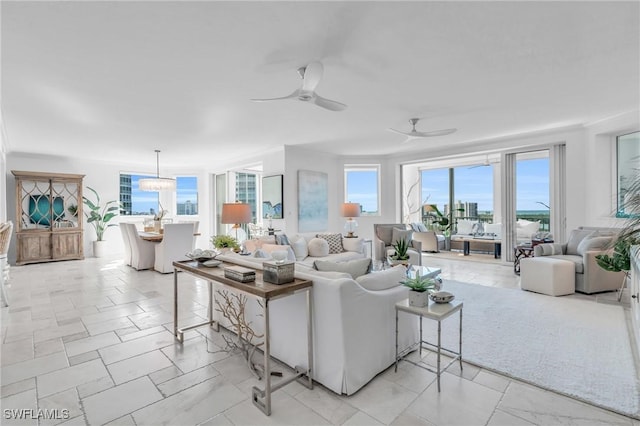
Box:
[288,235,309,260]
[355,265,407,291]
[484,223,502,238]
[391,228,413,246]
[576,234,613,255]
[566,229,597,255]
[375,225,399,246]
[314,258,372,279]
[516,219,541,239]
[456,219,476,235]
[260,243,296,261]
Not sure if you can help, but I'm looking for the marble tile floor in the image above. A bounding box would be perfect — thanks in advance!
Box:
[1,255,638,426]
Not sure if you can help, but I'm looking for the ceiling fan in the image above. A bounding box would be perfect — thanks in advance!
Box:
[388,118,457,140]
[468,154,497,169]
[251,61,347,112]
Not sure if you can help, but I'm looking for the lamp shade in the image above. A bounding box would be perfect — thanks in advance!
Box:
[139,177,176,191]
[221,203,252,224]
[341,203,361,218]
[139,150,176,191]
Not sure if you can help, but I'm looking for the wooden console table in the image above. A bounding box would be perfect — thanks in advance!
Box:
[172,260,313,416]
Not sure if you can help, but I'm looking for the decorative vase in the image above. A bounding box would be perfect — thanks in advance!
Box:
[93,240,106,258]
[153,220,162,233]
[408,290,429,308]
[388,256,409,267]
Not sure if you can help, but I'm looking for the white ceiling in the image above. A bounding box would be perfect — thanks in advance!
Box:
[2,1,639,170]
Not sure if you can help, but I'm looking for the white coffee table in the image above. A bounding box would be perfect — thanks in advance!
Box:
[407,265,441,279]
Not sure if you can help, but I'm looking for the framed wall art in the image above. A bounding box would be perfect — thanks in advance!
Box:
[298,170,328,232]
[262,175,283,219]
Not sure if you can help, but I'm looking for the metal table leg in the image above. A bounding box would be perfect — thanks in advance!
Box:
[437,320,442,392]
[174,271,218,343]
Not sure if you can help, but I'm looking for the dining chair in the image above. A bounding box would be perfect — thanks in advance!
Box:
[154,223,195,273]
[126,223,156,270]
[120,223,133,266]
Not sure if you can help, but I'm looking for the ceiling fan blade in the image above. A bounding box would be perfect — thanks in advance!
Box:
[411,128,457,137]
[388,127,412,136]
[301,61,323,92]
[312,94,347,111]
[251,89,300,102]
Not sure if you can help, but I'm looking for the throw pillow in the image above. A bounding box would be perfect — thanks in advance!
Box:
[355,265,407,291]
[275,233,290,246]
[534,243,564,256]
[316,233,344,254]
[313,258,372,279]
[391,228,413,246]
[288,235,309,260]
[456,219,476,235]
[307,238,330,257]
[244,235,276,252]
[566,229,596,255]
[577,235,613,255]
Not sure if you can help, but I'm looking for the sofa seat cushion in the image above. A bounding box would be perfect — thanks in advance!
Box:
[547,254,584,274]
[296,250,365,267]
[314,258,372,279]
[355,265,407,291]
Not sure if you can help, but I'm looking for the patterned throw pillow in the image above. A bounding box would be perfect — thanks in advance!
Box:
[316,233,344,254]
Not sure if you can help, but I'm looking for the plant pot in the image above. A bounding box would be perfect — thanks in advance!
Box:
[387,256,409,267]
[408,290,429,308]
[93,240,107,258]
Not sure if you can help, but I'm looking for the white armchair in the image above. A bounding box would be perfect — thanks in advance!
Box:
[373,224,422,265]
[154,223,195,273]
[125,223,155,271]
[532,227,625,294]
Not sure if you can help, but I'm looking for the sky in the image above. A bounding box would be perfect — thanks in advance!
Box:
[421,158,550,212]
[130,175,198,215]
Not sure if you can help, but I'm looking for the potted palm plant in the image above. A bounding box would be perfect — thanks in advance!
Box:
[83,186,120,257]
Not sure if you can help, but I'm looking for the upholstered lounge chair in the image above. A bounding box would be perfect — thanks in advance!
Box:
[532,226,625,294]
[373,224,422,266]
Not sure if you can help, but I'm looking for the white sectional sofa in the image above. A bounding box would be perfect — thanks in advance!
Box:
[217,242,420,395]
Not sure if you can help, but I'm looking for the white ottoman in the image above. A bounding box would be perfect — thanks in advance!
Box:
[520,257,575,296]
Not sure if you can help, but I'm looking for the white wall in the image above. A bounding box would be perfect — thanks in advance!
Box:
[5,152,209,263]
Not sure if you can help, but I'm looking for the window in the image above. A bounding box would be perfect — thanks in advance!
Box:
[176,176,198,216]
[616,131,640,217]
[345,165,379,215]
[516,152,550,231]
[453,165,494,222]
[120,173,160,216]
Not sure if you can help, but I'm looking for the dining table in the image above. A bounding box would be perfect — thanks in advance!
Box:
[138,231,201,242]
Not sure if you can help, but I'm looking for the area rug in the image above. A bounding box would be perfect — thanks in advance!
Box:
[424,280,640,419]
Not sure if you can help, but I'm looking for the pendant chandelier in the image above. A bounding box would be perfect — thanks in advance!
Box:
[139,150,176,191]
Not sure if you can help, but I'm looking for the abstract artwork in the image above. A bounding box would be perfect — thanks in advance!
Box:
[298,170,328,232]
[262,175,283,219]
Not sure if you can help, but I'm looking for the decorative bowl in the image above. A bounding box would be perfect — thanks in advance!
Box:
[429,291,455,304]
[186,249,218,263]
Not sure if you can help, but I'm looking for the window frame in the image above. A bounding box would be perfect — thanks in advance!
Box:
[344,164,381,216]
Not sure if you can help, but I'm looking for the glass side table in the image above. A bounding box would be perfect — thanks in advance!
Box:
[395,299,463,392]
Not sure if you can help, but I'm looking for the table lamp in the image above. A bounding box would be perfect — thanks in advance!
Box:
[341,202,361,238]
[221,202,252,246]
